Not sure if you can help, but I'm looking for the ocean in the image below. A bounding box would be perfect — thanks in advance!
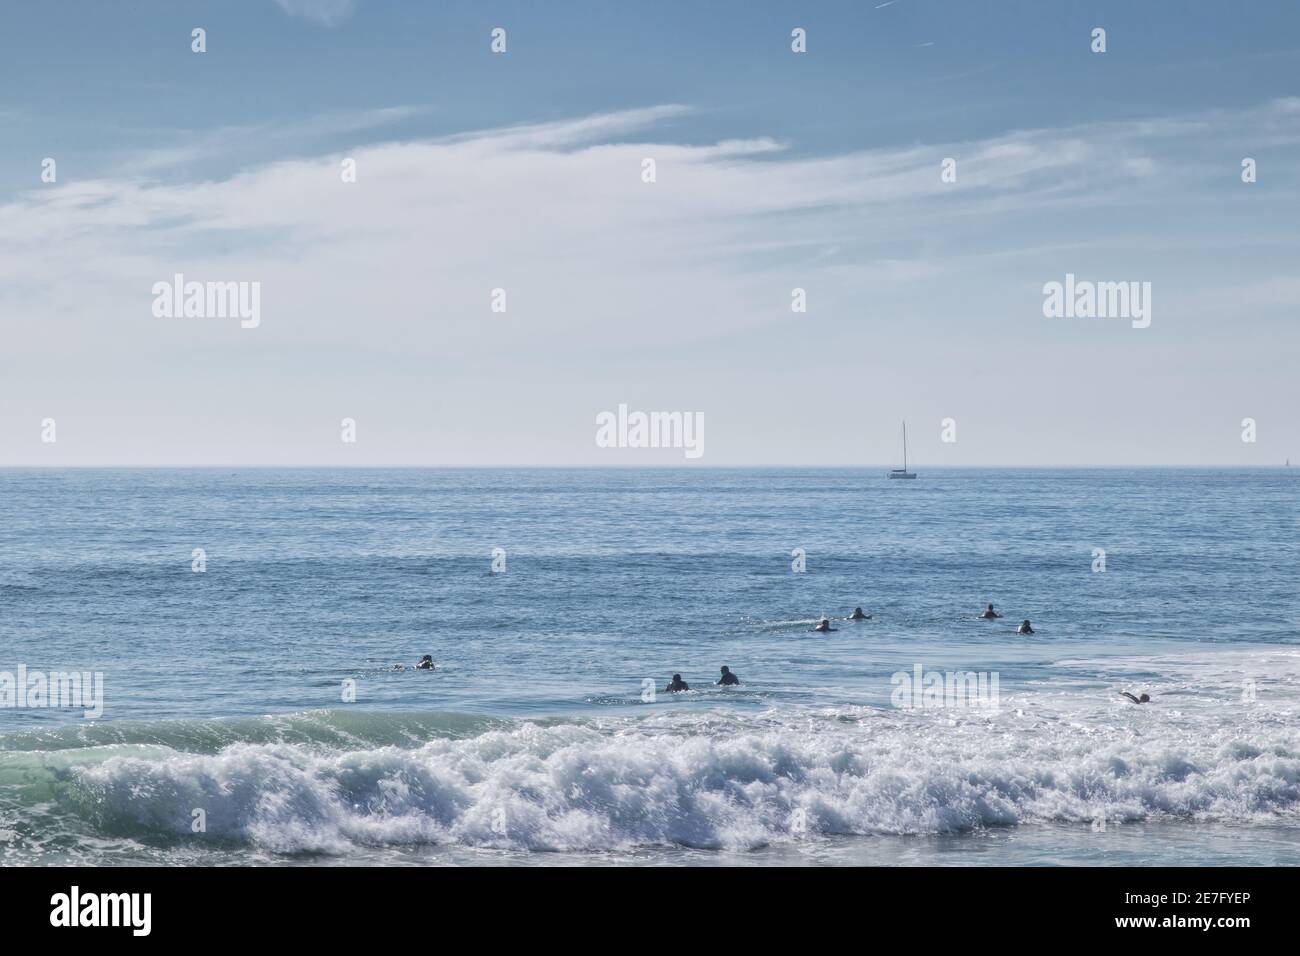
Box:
[1,467,1297,866]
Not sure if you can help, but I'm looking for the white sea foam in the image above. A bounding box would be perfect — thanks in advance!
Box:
[1,649,1293,857]
[55,692,1300,854]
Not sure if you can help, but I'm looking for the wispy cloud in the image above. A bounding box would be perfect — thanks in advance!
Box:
[4,100,1298,464]
[273,0,356,28]
[6,99,1298,333]
[121,105,431,175]
[440,105,691,152]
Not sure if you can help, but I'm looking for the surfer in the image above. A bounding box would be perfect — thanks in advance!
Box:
[1017,619,1034,635]
[716,666,740,686]
[1120,692,1151,704]
[814,617,836,632]
[415,655,435,670]
[980,603,1002,619]
[848,607,871,620]
[665,673,690,693]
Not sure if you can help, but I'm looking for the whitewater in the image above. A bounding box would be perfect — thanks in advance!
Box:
[3,647,1298,865]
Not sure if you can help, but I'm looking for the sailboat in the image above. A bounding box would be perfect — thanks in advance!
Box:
[888,421,917,479]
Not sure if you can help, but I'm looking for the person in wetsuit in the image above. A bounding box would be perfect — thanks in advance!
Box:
[848,607,871,620]
[980,603,1002,619]
[1120,692,1151,704]
[665,673,690,693]
[415,655,435,670]
[717,666,740,686]
[1017,619,1034,635]
[814,617,837,632]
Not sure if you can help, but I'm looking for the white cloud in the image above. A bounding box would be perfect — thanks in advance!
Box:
[2,100,1298,464]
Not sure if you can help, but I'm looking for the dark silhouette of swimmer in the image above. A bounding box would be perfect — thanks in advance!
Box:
[665,673,690,693]
[1017,619,1034,635]
[717,666,740,686]
[1120,692,1151,704]
[980,603,1002,619]
[848,607,871,620]
[814,617,837,632]
[415,655,435,670]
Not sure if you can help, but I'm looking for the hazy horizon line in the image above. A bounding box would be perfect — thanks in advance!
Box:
[0,464,1293,472]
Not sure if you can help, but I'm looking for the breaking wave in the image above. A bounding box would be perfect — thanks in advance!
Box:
[4,698,1298,858]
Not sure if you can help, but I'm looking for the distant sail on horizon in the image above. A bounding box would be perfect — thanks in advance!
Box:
[888,420,917,479]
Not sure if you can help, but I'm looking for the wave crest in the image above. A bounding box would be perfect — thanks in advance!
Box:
[35,708,1300,854]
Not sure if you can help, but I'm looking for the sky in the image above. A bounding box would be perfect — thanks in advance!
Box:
[1,0,1297,466]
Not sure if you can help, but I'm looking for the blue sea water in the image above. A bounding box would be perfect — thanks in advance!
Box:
[0,468,1297,866]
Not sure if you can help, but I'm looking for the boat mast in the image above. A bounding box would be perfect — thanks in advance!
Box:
[902,421,907,471]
